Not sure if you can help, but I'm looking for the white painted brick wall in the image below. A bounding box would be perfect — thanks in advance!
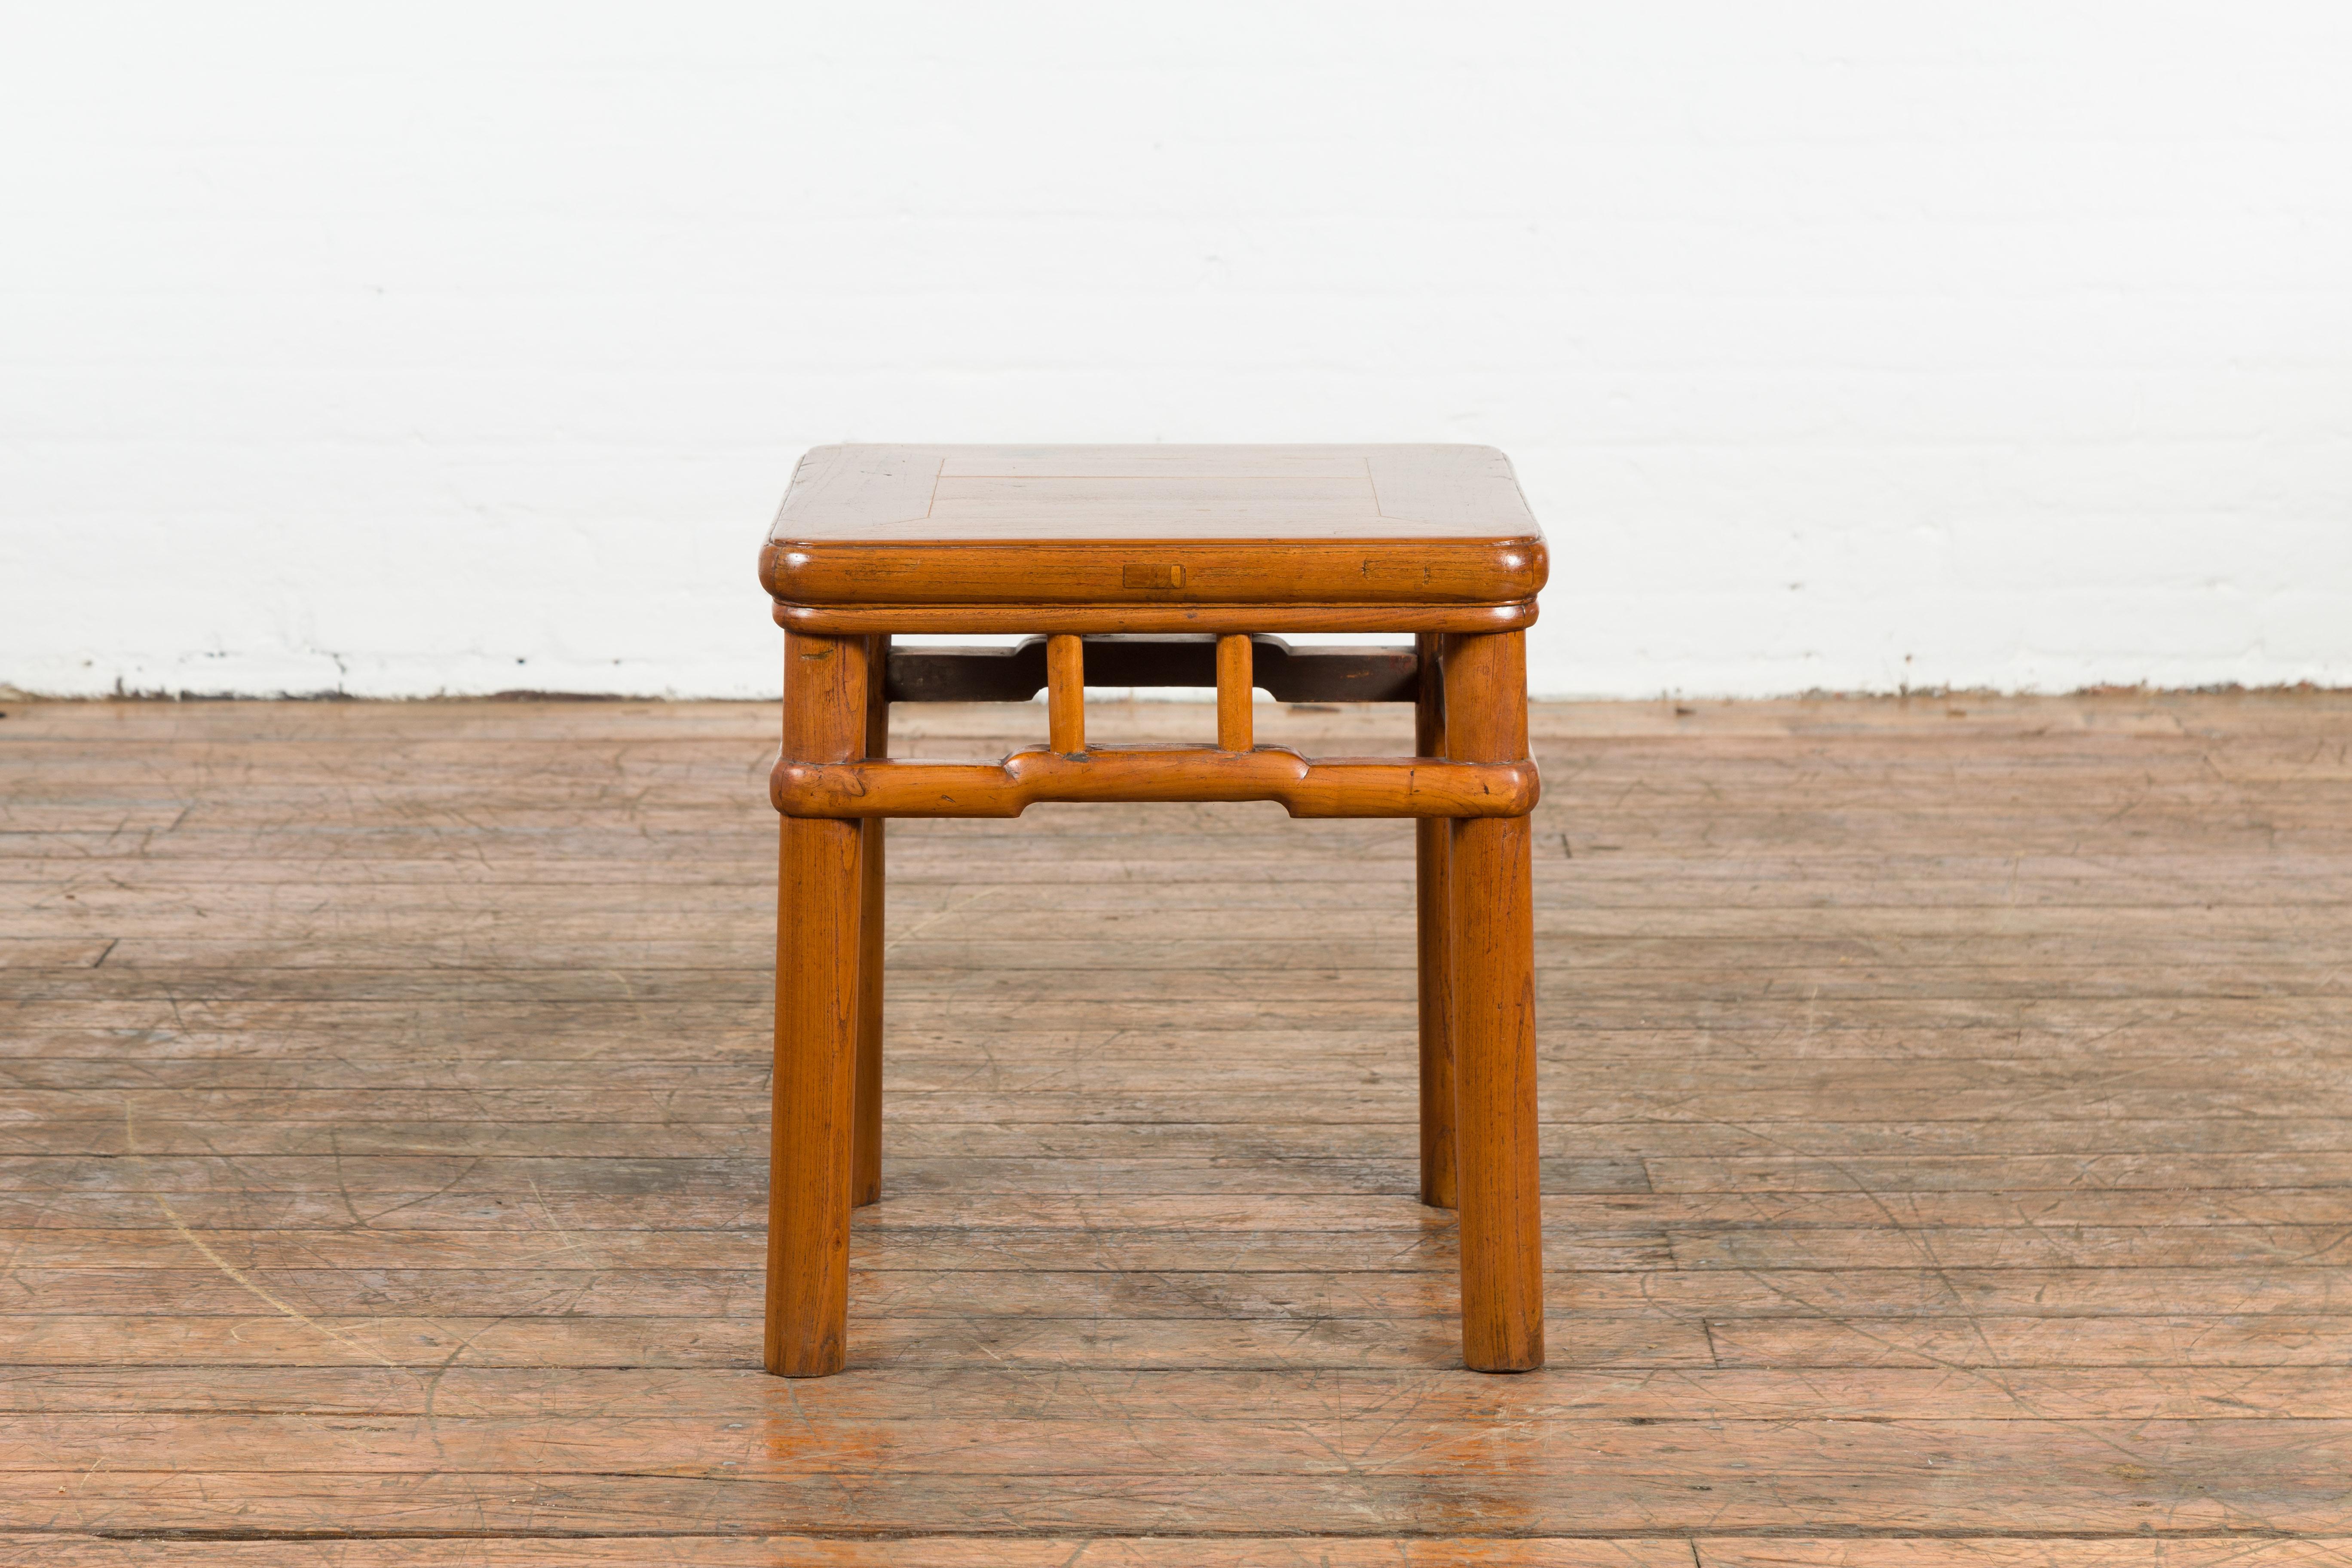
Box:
[4,3,2348,698]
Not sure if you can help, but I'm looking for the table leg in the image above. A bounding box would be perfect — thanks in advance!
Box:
[1415,632,1456,1210]
[1444,629,1545,1372]
[767,631,868,1378]
[853,634,889,1209]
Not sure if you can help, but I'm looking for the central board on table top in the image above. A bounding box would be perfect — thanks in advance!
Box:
[769,445,1541,543]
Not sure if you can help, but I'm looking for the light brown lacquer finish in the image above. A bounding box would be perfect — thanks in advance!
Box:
[763,442,1547,1380]
[1046,634,1086,754]
[853,635,889,1209]
[1444,629,1545,1371]
[1415,631,1457,1210]
[760,444,1548,625]
[776,599,1539,636]
[772,748,1538,820]
[1216,634,1253,752]
[768,631,869,1376]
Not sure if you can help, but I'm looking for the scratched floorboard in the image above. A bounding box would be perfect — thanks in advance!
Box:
[2,692,2350,1565]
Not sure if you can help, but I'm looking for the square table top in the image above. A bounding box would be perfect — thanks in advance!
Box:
[760,444,1546,634]
[769,444,1541,543]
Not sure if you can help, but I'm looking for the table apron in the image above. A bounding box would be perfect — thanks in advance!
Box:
[772,601,1538,635]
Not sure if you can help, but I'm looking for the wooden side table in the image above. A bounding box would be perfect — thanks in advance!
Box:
[759,444,1547,1376]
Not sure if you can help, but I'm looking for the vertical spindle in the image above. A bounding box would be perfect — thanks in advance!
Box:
[1216,634,1254,751]
[1047,634,1086,753]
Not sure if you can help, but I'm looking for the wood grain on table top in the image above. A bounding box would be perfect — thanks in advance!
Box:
[759,445,1549,617]
[769,444,1542,543]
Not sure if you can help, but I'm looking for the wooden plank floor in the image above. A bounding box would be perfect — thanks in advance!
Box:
[2,691,2349,1565]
